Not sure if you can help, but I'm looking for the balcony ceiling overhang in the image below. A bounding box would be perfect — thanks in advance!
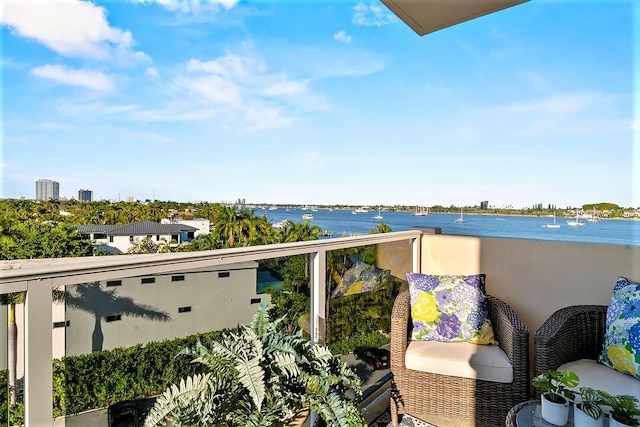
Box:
[380,0,530,36]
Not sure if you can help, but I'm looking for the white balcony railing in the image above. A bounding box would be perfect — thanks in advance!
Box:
[0,230,422,426]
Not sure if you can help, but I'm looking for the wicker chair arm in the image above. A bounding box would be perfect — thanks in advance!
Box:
[533,305,607,378]
[390,289,411,370]
[487,296,530,372]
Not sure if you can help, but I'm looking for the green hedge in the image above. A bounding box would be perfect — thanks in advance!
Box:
[0,329,224,425]
[57,329,223,415]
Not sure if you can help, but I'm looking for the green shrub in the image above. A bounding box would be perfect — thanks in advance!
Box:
[328,331,390,355]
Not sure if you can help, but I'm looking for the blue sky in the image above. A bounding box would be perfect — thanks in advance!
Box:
[1,0,638,209]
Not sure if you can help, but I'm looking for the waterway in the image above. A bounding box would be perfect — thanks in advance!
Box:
[263,208,640,246]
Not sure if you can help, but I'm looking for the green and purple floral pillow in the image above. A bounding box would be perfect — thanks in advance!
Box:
[599,276,640,380]
[406,273,497,345]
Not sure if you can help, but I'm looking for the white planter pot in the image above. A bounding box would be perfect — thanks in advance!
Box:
[574,405,604,427]
[609,416,638,427]
[541,393,570,426]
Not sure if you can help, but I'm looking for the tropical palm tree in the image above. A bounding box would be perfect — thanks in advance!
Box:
[278,220,323,243]
[369,222,392,234]
[156,237,176,253]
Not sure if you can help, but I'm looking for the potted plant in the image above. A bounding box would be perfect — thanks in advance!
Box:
[597,391,640,427]
[574,387,604,427]
[532,369,579,426]
[143,303,364,427]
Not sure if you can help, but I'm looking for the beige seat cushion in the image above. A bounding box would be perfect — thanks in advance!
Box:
[405,340,513,383]
[560,359,640,399]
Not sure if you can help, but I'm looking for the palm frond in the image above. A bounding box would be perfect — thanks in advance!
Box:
[143,373,213,427]
[310,392,350,427]
[271,352,300,379]
[250,302,272,335]
[235,348,266,410]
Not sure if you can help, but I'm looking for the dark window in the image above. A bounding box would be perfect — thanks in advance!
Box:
[106,314,122,322]
[106,280,122,287]
[171,234,178,242]
[187,231,195,239]
[53,321,70,328]
[93,233,107,239]
[218,271,230,278]
[178,306,192,313]
[171,275,185,282]
[129,236,134,242]
[141,277,155,284]
[251,298,262,304]
[109,236,114,242]
[156,235,160,241]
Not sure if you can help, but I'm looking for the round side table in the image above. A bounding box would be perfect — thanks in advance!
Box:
[506,400,538,427]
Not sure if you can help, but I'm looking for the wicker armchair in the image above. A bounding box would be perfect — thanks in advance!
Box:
[533,305,607,396]
[389,289,530,426]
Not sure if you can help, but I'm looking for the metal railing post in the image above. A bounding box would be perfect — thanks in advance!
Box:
[412,234,421,273]
[24,279,53,426]
[310,249,326,346]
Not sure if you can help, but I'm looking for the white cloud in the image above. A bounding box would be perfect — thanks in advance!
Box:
[353,2,396,27]
[55,101,138,116]
[497,93,598,117]
[333,30,352,44]
[162,53,315,131]
[134,0,239,14]
[0,0,149,63]
[30,64,116,91]
[261,79,308,97]
[146,67,159,78]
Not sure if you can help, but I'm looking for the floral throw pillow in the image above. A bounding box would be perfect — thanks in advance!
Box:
[599,276,640,379]
[406,273,497,345]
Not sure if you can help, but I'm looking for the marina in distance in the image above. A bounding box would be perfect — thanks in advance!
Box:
[264,208,640,247]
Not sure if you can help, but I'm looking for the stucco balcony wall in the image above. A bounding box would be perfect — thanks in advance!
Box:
[420,234,640,339]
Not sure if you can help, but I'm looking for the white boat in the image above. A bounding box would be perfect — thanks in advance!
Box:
[373,208,383,220]
[567,212,584,227]
[355,207,368,213]
[543,213,561,229]
[455,208,465,223]
[302,213,313,220]
[414,206,428,216]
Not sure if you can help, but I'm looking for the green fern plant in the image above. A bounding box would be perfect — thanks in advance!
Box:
[144,303,363,427]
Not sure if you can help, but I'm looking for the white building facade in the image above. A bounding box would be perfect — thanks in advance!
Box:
[78,220,200,254]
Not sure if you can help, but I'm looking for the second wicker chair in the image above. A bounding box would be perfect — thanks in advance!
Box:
[389,289,530,426]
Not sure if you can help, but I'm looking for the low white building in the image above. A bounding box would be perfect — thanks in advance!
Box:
[78,220,199,254]
[160,217,210,236]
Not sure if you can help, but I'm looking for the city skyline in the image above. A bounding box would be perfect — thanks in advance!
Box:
[1,1,638,209]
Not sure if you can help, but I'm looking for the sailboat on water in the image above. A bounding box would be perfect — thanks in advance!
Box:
[543,213,561,229]
[414,206,428,216]
[373,208,383,220]
[567,211,585,227]
[455,208,465,223]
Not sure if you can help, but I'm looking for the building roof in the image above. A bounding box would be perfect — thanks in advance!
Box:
[78,220,198,236]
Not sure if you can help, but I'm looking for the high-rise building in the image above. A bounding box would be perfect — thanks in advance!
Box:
[78,189,93,202]
[35,179,60,201]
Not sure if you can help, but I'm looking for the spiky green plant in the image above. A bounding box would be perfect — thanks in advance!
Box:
[144,303,363,427]
[597,390,640,426]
